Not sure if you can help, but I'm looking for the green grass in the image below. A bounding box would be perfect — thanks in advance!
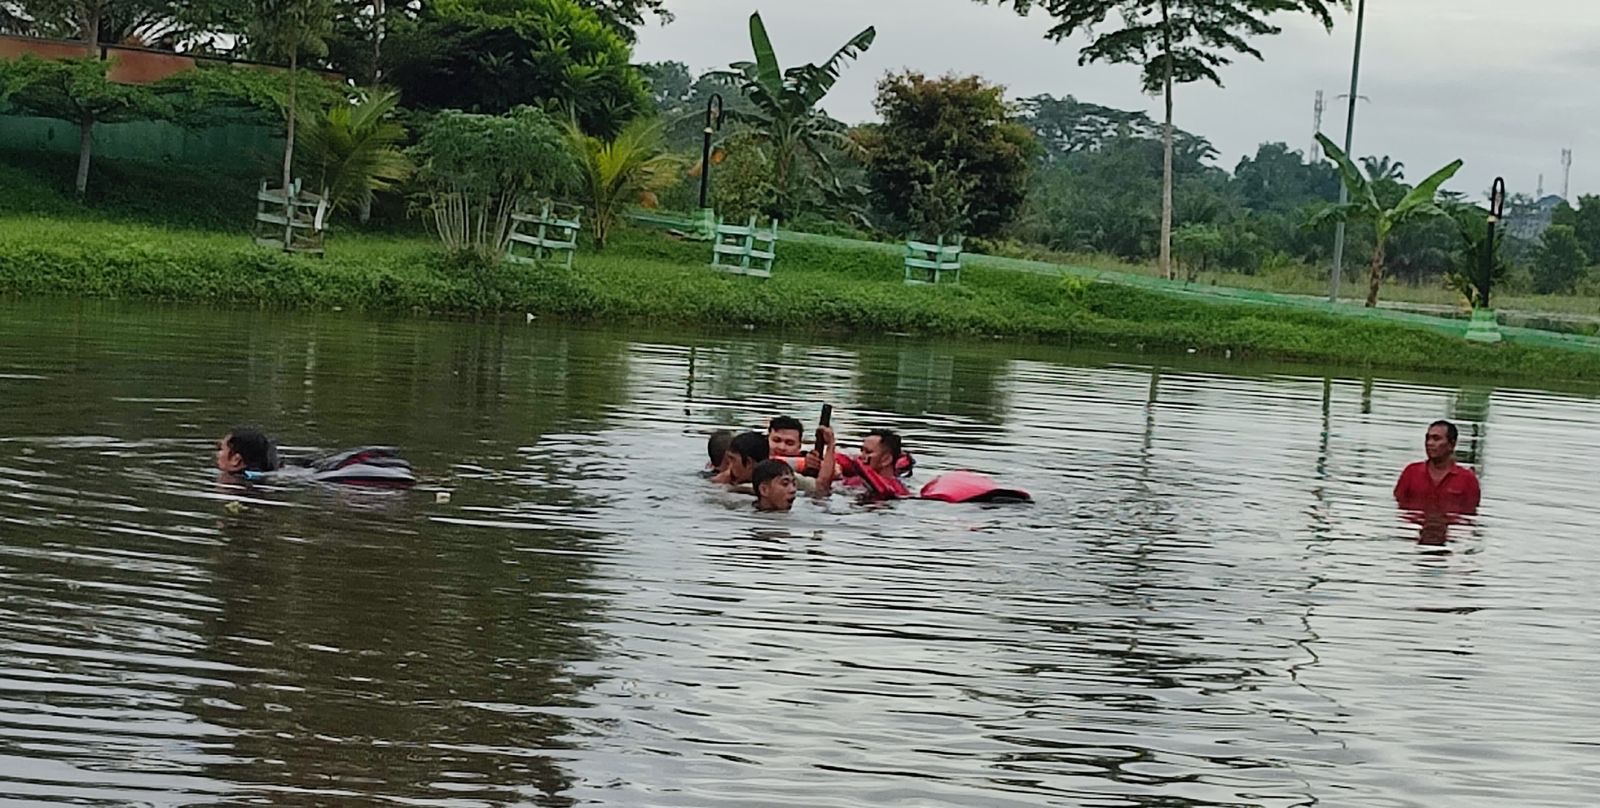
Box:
[7,212,1600,382]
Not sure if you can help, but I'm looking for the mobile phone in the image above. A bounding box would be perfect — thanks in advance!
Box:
[820,404,833,427]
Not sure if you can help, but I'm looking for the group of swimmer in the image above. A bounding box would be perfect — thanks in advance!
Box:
[703,408,921,512]
[212,413,1482,520]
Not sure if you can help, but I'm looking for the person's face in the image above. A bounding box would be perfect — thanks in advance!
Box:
[768,429,803,458]
[216,435,244,473]
[1424,425,1455,462]
[758,473,797,511]
[860,436,895,473]
[728,454,755,484]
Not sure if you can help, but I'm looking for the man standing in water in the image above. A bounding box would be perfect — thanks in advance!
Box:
[711,432,769,486]
[1394,420,1481,514]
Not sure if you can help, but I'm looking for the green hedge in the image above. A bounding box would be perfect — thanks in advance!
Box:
[4,214,1600,381]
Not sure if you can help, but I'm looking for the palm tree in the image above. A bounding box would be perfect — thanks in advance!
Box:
[564,116,684,250]
[1360,155,1406,183]
[297,88,412,217]
[709,12,874,220]
[1312,133,1462,308]
[249,0,334,194]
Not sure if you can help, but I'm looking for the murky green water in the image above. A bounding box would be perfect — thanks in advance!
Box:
[2,299,1598,807]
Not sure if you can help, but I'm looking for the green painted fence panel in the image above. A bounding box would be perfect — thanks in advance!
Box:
[0,114,282,173]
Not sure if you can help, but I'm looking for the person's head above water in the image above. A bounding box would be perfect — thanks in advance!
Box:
[707,429,734,470]
[751,459,797,512]
[860,428,902,475]
[216,427,279,474]
[723,431,770,484]
[767,415,804,458]
[1425,419,1459,464]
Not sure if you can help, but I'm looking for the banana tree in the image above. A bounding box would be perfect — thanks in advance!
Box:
[1311,133,1463,308]
[708,11,874,220]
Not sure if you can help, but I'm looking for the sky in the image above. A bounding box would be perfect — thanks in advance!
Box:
[634,0,1600,202]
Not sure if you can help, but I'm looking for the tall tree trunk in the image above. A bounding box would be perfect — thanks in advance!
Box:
[282,48,298,194]
[1158,0,1174,281]
[372,0,385,84]
[83,2,100,53]
[1365,236,1386,308]
[74,113,93,197]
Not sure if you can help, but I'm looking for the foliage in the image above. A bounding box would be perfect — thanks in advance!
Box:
[1569,194,1600,265]
[708,11,875,220]
[1360,155,1404,183]
[155,61,346,128]
[1533,225,1588,295]
[1172,222,1224,281]
[2,55,163,194]
[1441,204,1509,307]
[562,115,684,249]
[862,72,1037,239]
[1017,92,1214,165]
[247,0,334,192]
[1310,133,1462,308]
[383,0,647,138]
[297,88,413,215]
[572,0,671,43]
[1233,142,1339,212]
[410,106,577,260]
[981,0,1344,279]
[705,130,775,222]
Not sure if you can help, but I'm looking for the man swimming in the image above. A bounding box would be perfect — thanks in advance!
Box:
[750,459,798,512]
[215,427,280,476]
[815,426,910,500]
[711,431,769,486]
[767,416,805,460]
[704,429,734,478]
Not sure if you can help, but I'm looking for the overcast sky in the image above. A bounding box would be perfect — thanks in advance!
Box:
[635,0,1600,202]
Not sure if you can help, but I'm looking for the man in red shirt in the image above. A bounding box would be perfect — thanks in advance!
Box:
[1394,420,1481,514]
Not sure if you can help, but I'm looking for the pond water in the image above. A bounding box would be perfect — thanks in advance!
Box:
[1,300,1598,807]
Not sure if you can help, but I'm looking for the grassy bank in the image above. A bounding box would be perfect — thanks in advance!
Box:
[7,212,1600,382]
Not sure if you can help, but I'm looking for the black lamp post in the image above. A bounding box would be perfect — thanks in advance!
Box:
[1482,177,1506,309]
[698,93,724,210]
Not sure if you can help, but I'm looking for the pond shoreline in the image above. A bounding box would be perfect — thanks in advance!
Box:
[5,213,1600,383]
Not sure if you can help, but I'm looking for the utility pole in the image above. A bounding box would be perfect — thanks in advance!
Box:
[1562,148,1573,201]
[1329,0,1367,304]
[1311,90,1325,161]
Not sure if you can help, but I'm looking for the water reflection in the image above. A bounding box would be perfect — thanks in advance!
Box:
[2,300,1600,807]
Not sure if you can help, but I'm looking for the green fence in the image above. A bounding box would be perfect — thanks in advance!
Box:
[0,114,281,173]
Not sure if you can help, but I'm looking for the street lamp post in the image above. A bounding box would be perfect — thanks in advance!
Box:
[1466,177,1507,344]
[1329,0,1367,303]
[698,93,724,210]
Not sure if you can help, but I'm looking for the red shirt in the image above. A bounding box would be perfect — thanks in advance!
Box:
[1394,460,1481,514]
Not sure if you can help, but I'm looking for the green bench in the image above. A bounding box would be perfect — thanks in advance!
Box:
[507,201,583,269]
[710,215,779,278]
[904,236,963,284]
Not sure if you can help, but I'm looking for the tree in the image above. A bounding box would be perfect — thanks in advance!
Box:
[296,88,412,217]
[384,0,647,138]
[4,56,160,195]
[979,0,1343,279]
[563,116,684,249]
[710,11,875,220]
[410,107,577,261]
[1233,142,1338,213]
[1310,133,1462,307]
[249,0,334,194]
[1570,194,1600,265]
[1359,154,1404,183]
[1173,222,1224,280]
[861,72,1036,239]
[572,0,671,43]
[1533,224,1588,294]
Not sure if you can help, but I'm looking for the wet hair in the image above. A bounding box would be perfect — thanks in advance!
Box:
[728,431,769,464]
[751,459,794,493]
[707,430,734,466]
[226,427,280,472]
[866,428,903,460]
[1429,419,1459,444]
[768,415,803,435]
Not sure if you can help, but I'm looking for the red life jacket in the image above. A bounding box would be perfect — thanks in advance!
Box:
[834,454,911,500]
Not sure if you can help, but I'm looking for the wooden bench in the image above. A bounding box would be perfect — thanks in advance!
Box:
[710,215,779,278]
[254,179,327,255]
[507,201,583,269]
[904,236,963,285]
